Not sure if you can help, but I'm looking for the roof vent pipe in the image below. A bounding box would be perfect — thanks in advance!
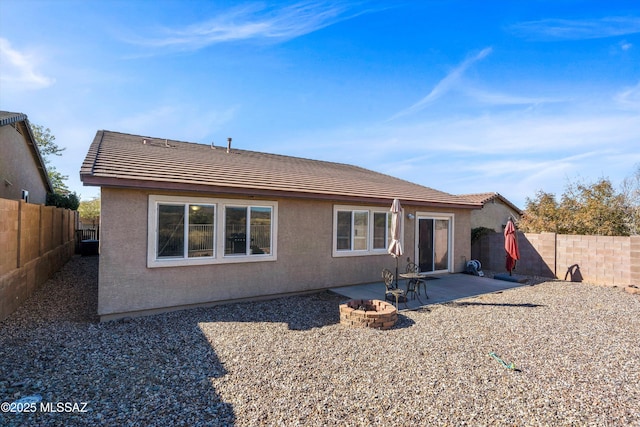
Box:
[227,137,232,153]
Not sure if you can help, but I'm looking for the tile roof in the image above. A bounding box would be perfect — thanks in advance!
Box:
[0,111,28,127]
[81,130,480,208]
[459,192,522,214]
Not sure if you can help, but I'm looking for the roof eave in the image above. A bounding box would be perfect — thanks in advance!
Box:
[15,118,54,194]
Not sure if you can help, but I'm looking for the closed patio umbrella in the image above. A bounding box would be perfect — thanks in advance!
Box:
[504,219,520,276]
[388,198,404,287]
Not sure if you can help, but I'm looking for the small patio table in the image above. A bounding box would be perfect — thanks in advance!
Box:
[399,272,428,303]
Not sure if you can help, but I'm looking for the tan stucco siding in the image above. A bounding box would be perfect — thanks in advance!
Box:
[98,187,472,319]
[470,200,519,232]
[0,125,48,204]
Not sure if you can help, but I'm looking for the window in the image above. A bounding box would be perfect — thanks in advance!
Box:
[333,205,395,257]
[188,205,215,257]
[157,204,186,258]
[157,203,215,259]
[148,195,277,267]
[373,211,391,250]
[224,206,272,256]
[336,210,368,251]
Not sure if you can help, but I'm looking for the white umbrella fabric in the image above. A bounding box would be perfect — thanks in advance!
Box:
[387,198,403,287]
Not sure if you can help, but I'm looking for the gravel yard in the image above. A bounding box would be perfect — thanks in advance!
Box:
[1,256,639,426]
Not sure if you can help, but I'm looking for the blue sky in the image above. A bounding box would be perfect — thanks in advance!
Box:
[1,1,639,208]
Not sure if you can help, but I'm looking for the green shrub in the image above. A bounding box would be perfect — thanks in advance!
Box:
[471,226,495,243]
[46,192,80,210]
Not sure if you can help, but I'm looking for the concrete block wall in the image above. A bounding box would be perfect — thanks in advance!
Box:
[556,235,631,286]
[473,231,639,286]
[0,198,78,322]
[631,236,640,285]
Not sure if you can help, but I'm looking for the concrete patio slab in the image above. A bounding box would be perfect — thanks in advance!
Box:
[331,273,532,311]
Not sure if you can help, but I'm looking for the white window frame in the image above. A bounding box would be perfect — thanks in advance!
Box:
[156,201,217,260]
[148,195,278,268]
[414,211,455,273]
[222,204,275,258]
[372,210,392,250]
[332,205,396,257]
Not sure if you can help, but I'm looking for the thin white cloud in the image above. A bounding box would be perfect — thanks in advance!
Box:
[614,81,640,110]
[416,112,640,155]
[387,47,492,121]
[619,40,633,51]
[509,16,640,41]
[128,1,370,51]
[459,86,562,106]
[0,38,55,89]
[273,84,640,207]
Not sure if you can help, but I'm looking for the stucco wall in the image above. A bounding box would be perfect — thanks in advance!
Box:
[98,187,472,319]
[0,124,48,204]
[470,199,519,232]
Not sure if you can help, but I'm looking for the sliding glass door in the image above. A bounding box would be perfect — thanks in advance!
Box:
[417,215,452,273]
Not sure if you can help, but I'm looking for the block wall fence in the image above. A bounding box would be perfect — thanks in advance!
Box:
[0,198,78,322]
[472,231,640,286]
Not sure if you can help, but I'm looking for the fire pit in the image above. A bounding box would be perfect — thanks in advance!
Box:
[339,299,397,330]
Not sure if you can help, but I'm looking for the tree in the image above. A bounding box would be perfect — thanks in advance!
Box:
[561,179,628,236]
[519,178,631,236]
[31,123,69,194]
[46,192,80,210]
[518,190,563,233]
[78,197,101,226]
[620,164,640,235]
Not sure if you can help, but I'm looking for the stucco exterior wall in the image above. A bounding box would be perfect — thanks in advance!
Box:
[0,124,48,204]
[98,187,472,320]
[470,199,519,232]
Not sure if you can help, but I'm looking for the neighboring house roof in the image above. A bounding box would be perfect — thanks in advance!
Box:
[0,111,28,127]
[81,130,481,208]
[0,111,53,193]
[460,192,522,215]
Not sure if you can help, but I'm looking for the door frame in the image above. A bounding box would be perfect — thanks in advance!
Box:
[414,211,455,274]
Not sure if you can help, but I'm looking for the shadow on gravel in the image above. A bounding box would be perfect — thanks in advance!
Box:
[0,256,236,427]
[2,255,423,426]
[182,291,346,331]
[184,291,420,331]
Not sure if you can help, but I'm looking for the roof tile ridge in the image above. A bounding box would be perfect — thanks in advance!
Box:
[102,130,195,146]
[0,111,28,127]
[100,130,378,169]
[82,130,106,175]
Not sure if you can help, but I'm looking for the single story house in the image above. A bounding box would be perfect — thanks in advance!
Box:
[81,130,481,320]
[460,192,522,232]
[0,111,53,204]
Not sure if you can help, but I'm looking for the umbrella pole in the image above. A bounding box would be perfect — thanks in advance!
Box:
[395,257,399,288]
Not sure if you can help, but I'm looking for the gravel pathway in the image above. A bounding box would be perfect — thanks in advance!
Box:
[1,256,639,426]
